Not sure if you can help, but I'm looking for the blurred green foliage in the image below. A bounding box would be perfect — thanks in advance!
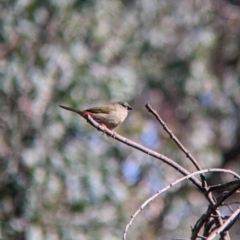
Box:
[0,0,240,239]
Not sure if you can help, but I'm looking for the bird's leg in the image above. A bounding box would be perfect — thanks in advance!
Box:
[99,124,116,138]
[111,129,116,138]
[100,124,108,135]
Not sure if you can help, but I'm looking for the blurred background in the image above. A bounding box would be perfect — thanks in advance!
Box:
[1,0,240,239]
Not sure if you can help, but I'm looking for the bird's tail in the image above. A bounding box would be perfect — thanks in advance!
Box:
[59,105,82,115]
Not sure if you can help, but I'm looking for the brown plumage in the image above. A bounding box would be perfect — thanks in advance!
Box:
[59,102,132,130]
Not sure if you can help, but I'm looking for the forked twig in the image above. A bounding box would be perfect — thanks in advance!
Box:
[79,105,234,240]
[145,103,229,239]
[85,114,203,190]
[207,206,240,240]
[122,169,240,240]
[192,183,240,239]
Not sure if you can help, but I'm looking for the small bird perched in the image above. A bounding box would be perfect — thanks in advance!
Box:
[59,101,132,130]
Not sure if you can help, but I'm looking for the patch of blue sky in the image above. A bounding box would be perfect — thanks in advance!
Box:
[147,167,165,192]
[198,91,214,107]
[140,121,160,148]
[121,158,140,185]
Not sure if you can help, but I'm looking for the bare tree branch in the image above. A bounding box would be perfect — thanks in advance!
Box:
[85,114,203,190]
[207,206,240,240]
[144,103,228,239]
[145,103,202,171]
[193,183,240,240]
[79,105,239,240]
[123,169,240,240]
[208,180,240,192]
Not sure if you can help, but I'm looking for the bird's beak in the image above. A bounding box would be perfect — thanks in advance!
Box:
[128,106,133,110]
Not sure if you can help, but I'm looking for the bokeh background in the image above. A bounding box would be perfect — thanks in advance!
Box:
[1,0,240,239]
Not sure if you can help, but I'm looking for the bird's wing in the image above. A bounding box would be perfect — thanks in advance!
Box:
[86,104,115,114]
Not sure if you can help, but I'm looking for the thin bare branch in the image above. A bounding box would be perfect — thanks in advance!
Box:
[85,114,203,190]
[82,109,234,240]
[193,183,240,240]
[123,169,240,240]
[145,103,202,171]
[207,206,240,240]
[145,103,227,239]
[208,179,240,192]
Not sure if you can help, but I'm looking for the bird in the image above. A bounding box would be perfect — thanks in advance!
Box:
[59,101,132,130]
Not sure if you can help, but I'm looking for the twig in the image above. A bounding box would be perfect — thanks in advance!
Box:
[145,103,227,239]
[85,114,203,190]
[81,108,231,240]
[122,169,240,240]
[203,219,215,238]
[192,183,240,240]
[207,206,240,240]
[208,180,240,192]
[145,103,202,171]
[222,202,240,207]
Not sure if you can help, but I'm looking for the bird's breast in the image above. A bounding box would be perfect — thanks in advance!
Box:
[91,108,128,129]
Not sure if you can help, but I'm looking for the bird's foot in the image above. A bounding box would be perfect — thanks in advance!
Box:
[100,124,108,136]
[110,130,116,138]
[100,124,116,138]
